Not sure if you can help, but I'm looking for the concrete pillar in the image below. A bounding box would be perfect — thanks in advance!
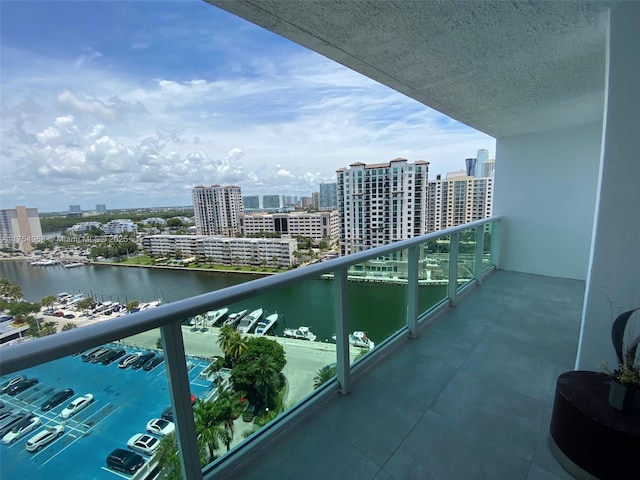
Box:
[576,3,640,370]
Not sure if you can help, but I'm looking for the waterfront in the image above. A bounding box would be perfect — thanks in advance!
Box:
[0,260,447,345]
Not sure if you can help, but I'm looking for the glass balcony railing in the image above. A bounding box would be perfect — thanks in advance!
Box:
[0,217,501,480]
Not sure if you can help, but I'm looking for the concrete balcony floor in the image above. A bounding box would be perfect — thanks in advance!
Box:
[224,270,585,480]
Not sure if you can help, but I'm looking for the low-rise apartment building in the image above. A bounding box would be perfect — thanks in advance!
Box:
[239,210,339,244]
[142,235,297,268]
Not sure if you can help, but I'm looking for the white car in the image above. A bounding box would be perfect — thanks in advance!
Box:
[1,375,26,394]
[146,418,175,437]
[60,394,94,419]
[26,424,64,452]
[127,433,160,456]
[2,416,41,444]
[118,353,141,369]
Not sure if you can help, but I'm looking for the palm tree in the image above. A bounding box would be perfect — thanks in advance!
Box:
[212,389,245,451]
[217,326,247,365]
[40,295,57,311]
[193,400,225,462]
[313,364,337,389]
[253,354,278,408]
[0,278,22,301]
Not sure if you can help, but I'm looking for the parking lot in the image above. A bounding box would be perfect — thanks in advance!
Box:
[0,348,213,479]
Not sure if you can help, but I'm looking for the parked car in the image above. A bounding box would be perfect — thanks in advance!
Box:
[40,389,75,411]
[6,378,38,396]
[127,433,160,456]
[142,356,164,371]
[2,415,41,444]
[53,311,64,317]
[63,313,75,319]
[1,375,26,394]
[100,349,126,365]
[161,406,174,422]
[60,394,94,419]
[0,314,14,323]
[81,347,107,362]
[0,413,29,437]
[146,418,175,437]
[118,353,140,369]
[90,348,116,364]
[26,424,64,452]
[131,352,155,370]
[106,448,145,474]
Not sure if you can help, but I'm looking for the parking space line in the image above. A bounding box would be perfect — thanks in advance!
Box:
[100,466,130,479]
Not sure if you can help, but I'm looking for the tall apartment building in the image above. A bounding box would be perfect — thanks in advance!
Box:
[68,204,82,218]
[192,185,243,236]
[240,210,339,243]
[311,192,320,210]
[476,149,489,179]
[319,182,338,210]
[426,173,494,232]
[0,206,43,253]
[482,158,496,178]
[243,195,260,211]
[95,204,107,214]
[337,158,428,256]
[262,195,281,210]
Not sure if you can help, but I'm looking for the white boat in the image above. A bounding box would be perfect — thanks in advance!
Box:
[331,331,375,349]
[205,307,229,326]
[237,308,263,334]
[283,326,317,341]
[63,262,85,268]
[349,331,375,349]
[254,313,278,335]
[223,309,247,328]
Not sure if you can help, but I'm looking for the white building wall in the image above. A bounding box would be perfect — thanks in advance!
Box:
[494,122,602,280]
[577,4,640,370]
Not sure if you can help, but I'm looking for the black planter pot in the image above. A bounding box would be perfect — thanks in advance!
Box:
[608,380,637,413]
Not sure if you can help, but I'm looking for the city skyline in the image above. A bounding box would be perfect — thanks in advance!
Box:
[1,1,494,212]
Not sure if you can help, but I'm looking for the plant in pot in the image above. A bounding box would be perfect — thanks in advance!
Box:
[601,306,640,413]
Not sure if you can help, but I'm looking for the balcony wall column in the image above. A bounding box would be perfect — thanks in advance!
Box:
[576,3,640,370]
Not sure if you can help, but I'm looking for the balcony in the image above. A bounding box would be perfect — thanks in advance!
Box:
[0,217,586,479]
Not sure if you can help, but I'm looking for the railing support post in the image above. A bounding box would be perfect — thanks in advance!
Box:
[161,322,203,480]
[490,219,501,270]
[474,226,485,285]
[407,246,419,338]
[334,267,351,395]
[448,233,460,306]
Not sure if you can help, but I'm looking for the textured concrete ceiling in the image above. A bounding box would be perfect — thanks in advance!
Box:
[206,0,610,138]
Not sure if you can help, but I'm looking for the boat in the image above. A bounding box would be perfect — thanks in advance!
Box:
[349,331,375,349]
[283,326,317,341]
[331,331,375,349]
[254,312,278,335]
[63,262,85,268]
[205,307,229,326]
[237,308,263,334]
[223,309,247,328]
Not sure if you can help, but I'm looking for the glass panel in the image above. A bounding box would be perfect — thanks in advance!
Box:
[347,250,407,363]
[180,275,337,470]
[483,222,493,271]
[0,334,176,480]
[418,236,449,317]
[457,227,477,290]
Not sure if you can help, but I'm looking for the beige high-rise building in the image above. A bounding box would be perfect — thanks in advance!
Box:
[337,158,428,256]
[192,185,243,236]
[426,174,494,232]
[0,206,43,253]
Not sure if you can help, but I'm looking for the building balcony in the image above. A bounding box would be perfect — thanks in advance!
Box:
[0,217,588,479]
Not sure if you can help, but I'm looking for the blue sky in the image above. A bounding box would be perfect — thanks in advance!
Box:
[1,1,494,212]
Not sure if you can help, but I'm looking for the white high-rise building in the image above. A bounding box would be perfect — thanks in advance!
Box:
[476,149,489,179]
[0,206,43,253]
[426,174,494,232]
[482,158,496,178]
[192,185,243,236]
[337,158,428,256]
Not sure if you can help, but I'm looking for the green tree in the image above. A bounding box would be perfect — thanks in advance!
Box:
[61,322,77,331]
[211,389,245,451]
[76,297,95,313]
[253,354,279,408]
[0,278,23,300]
[217,326,247,366]
[167,218,184,228]
[40,295,57,310]
[126,300,140,313]
[155,433,181,480]
[313,364,337,389]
